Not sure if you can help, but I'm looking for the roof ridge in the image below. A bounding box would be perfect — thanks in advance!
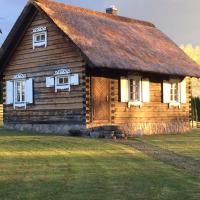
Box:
[33,0,155,27]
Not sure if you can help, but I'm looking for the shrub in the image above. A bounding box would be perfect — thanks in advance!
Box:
[68,129,82,137]
[191,97,200,121]
[0,80,3,104]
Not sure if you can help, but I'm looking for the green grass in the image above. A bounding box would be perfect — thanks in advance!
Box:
[0,128,200,200]
[140,129,200,162]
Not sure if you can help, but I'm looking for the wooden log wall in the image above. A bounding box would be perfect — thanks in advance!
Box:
[3,11,86,126]
[86,71,191,135]
[114,76,191,134]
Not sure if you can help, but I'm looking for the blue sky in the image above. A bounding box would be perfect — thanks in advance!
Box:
[0,0,200,46]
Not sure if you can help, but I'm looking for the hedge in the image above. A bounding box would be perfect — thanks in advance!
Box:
[191,97,200,121]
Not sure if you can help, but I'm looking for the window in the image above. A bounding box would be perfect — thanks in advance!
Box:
[15,80,25,103]
[46,68,79,92]
[120,76,150,107]
[170,82,179,102]
[6,73,33,109]
[55,75,70,92]
[129,78,141,102]
[163,79,187,107]
[57,76,69,86]
[34,33,45,43]
[33,32,47,49]
[32,27,47,49]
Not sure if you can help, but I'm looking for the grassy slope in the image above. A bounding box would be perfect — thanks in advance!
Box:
[141,129,200,161]
[0,128,200,200]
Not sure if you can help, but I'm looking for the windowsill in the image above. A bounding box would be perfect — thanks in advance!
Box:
[169,102,180,108]
[33,42,47,49]
[128,101,142,108]
[55,84,70,92]
[57,83,69,86]
[14,102,26,108]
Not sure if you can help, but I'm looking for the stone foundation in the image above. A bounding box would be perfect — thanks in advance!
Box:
[4,120,191,136]
[4,123,87,135]
[118,121,191,136]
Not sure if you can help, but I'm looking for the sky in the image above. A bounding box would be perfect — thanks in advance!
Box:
[0,0,200,46]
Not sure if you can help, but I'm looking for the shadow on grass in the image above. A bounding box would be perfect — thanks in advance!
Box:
[0,127,200,199]
[0,151,200,200]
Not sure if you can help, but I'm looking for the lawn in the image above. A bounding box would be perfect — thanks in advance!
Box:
[0,128,200,200]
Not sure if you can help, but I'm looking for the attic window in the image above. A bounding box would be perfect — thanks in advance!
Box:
[32,26,47,49]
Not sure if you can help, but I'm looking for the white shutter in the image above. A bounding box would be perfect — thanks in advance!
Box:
[163,81,171,103]
[46,77,55,88]
[180,79,187,103]
[120,77,128,102]
[142,78,150,103]
[6,80,14,105]
[25,78,33,104]
[70,74,79,86]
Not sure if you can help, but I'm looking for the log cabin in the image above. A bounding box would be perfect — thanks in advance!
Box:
[0,0,200,135]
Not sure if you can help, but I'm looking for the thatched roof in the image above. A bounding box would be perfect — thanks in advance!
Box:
[1,0,200,77]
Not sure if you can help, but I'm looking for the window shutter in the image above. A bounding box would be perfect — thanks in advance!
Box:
[6,80,14,105]
[163,81,171,103]
[120,77,128,102]
[142,78,150,103]
[70,74,79,86]
[25,78,33,104]
[46,77,55,88]
[180,79,187,103]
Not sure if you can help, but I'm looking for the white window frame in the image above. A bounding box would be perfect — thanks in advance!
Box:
[169,79,181,107]
[56,75,70,86]
[128,76,142,107]
[14,79,26,104]
[54,69,71,92]
[32,26,47,49]
[6,73,34,110]
[13,73,27,109]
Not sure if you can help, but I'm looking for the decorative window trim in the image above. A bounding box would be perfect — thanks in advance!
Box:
[13,73,26,79]
[33,26,47,33]
[6,73,33,110]
[46,68,79,92]
[55,68,71,75]
[32,26,47,49]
